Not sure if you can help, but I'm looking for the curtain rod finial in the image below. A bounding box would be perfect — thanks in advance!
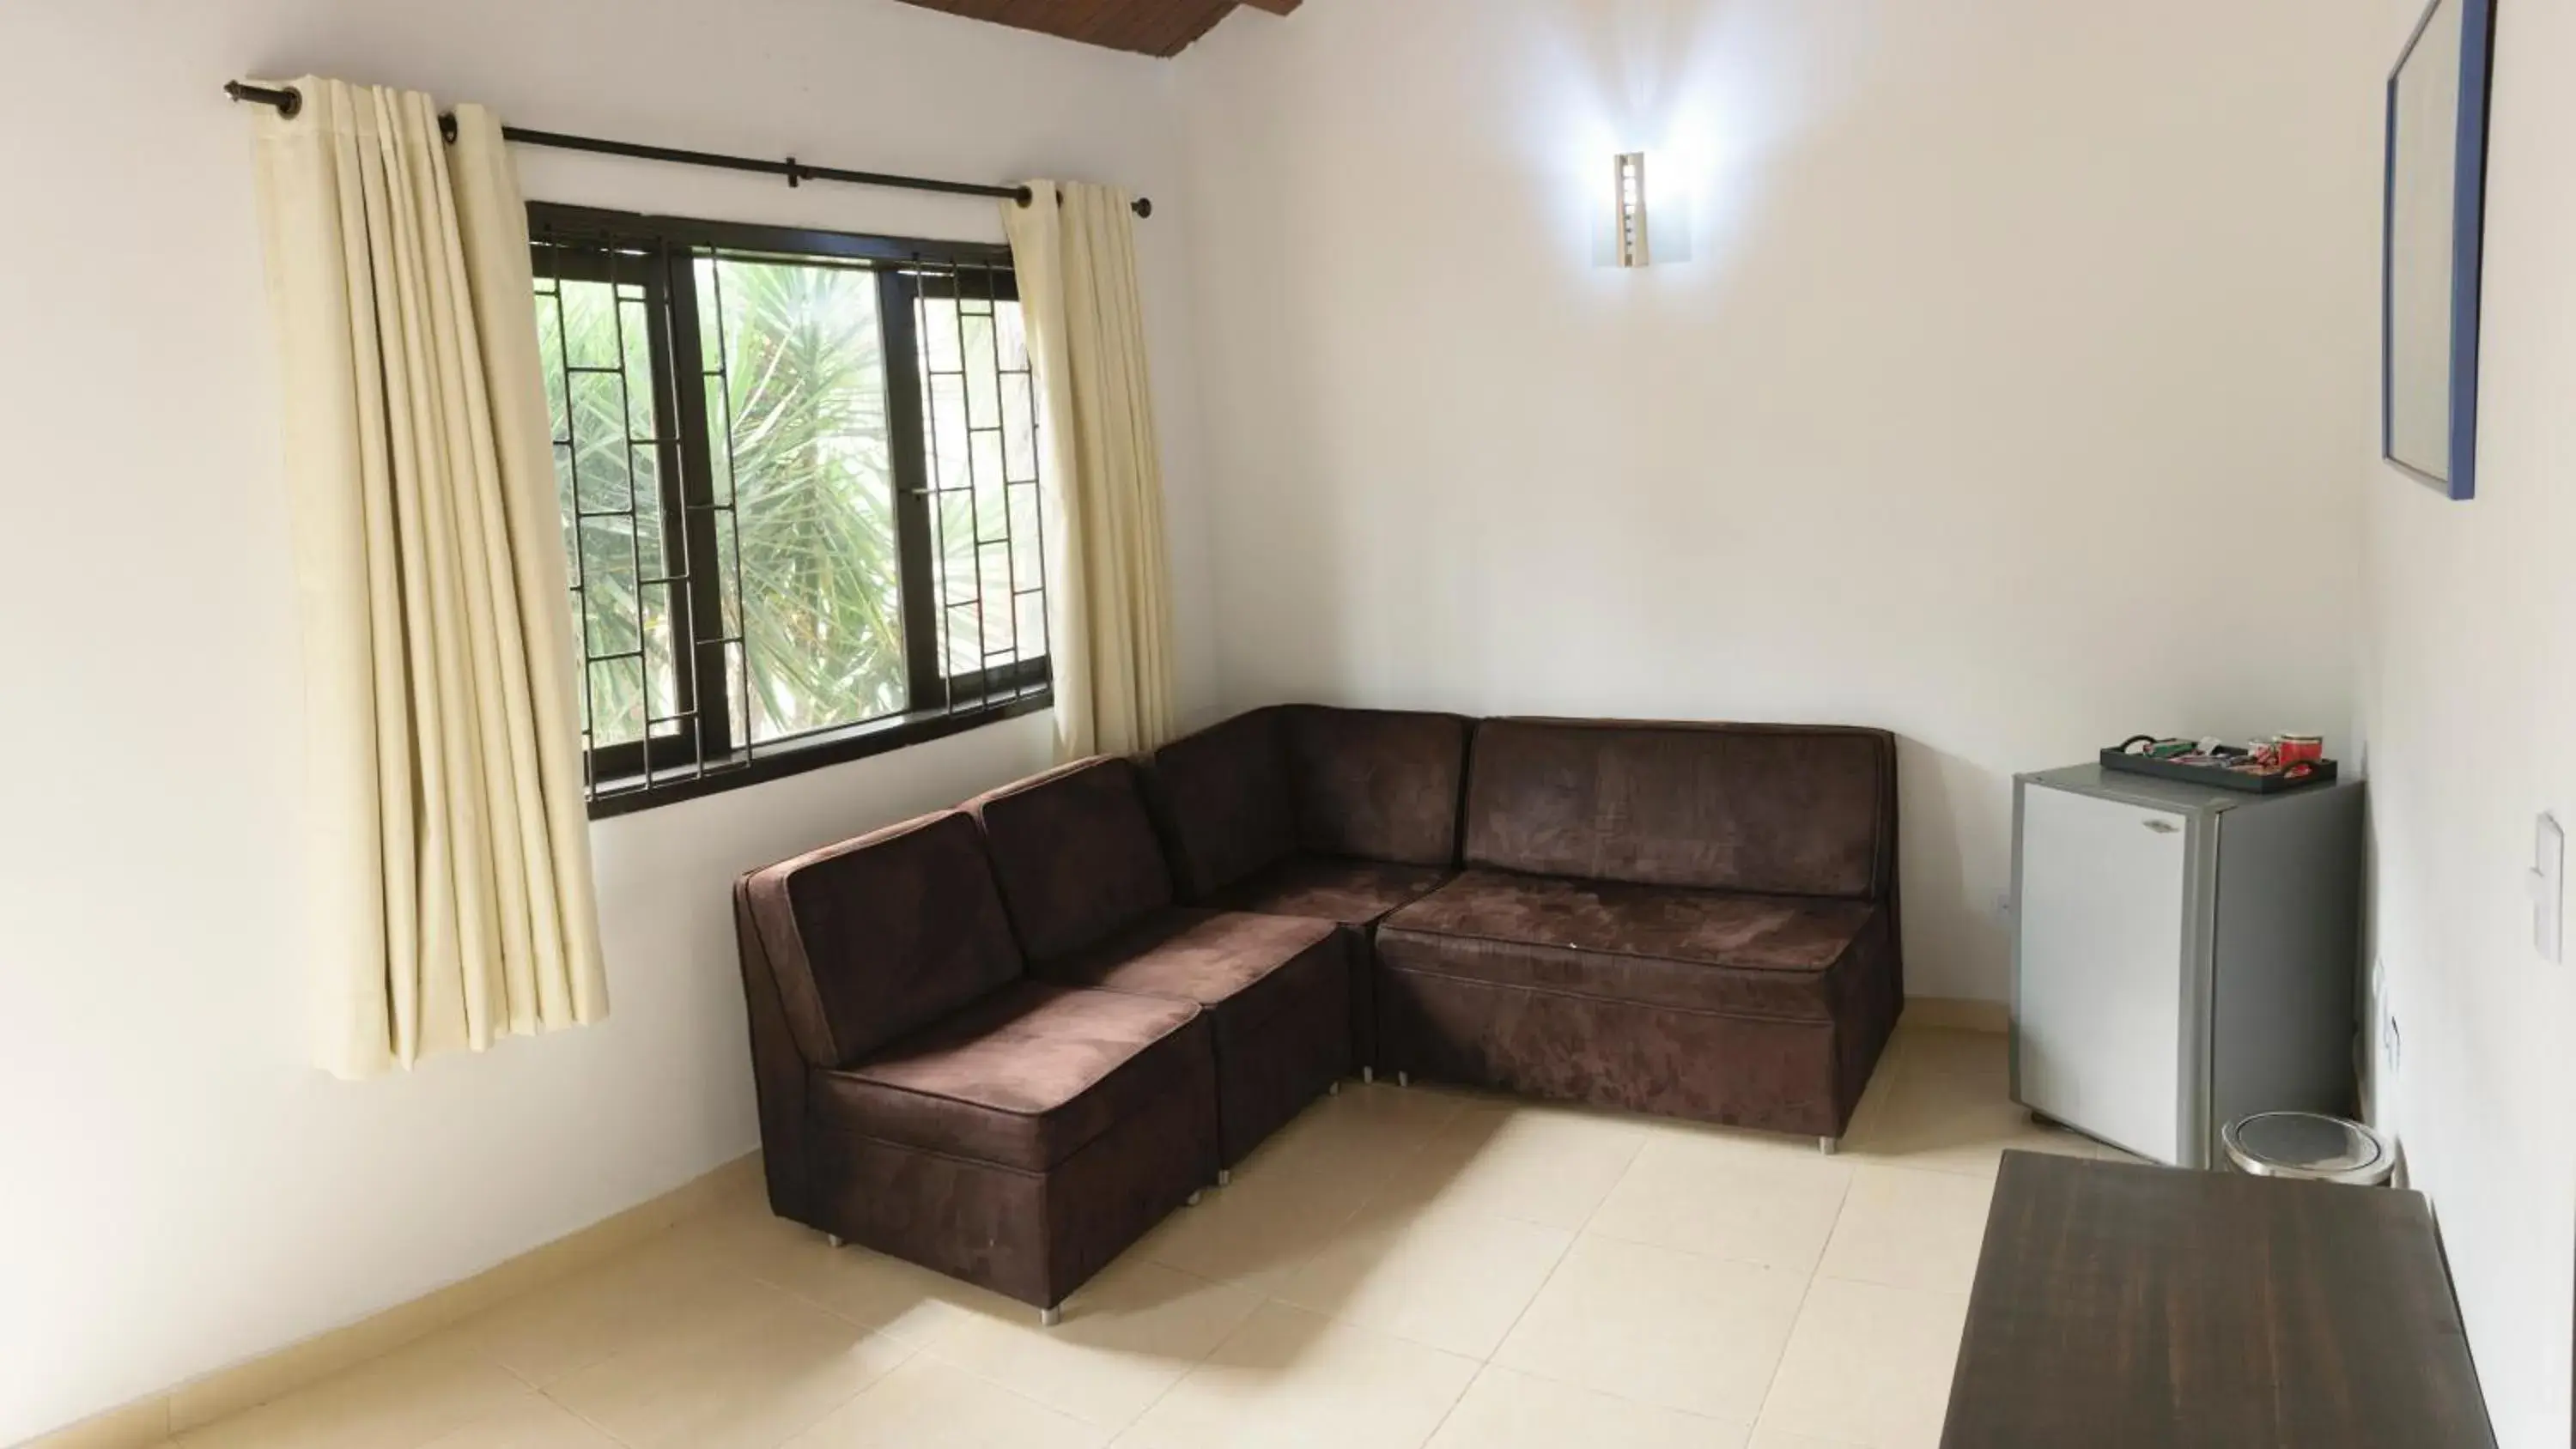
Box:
[1132,197,1152,219]
[224,80,302,118]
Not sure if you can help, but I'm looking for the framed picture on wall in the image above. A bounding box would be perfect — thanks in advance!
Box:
[2382,0,2499,501]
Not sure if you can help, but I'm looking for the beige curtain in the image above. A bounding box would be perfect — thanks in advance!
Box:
[251,77,607,1079]
[1003,184,1177,761]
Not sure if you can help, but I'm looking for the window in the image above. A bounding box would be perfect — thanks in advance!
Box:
[528,204,1050,815]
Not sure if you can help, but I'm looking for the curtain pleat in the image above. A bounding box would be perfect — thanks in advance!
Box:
[252,77,608,1078]
[1003,183,1177,761]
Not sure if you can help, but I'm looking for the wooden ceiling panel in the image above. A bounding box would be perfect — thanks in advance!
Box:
[894,0,1299,57]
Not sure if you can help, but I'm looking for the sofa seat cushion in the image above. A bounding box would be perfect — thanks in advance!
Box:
[1212,856,1454,929]
[812,980,1207,1173]
[1039,907,1350,1165]
[1378,869,1889,1022]
[1041,908,1341,1035]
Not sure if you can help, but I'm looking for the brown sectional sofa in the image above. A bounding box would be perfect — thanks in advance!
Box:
[732,706,1901,1319]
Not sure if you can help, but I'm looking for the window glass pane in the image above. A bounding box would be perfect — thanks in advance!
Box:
[1015,591,1048,664]
[978,542,1015,658]
[1008,482,1043,594]
[1000,372,1037,483]
[921,289,1047,676]
[937,492,977,608]
[927,373,972,491]
[920,297,963,373]
[996,299,1030,373]
[943,603,984,678]
[533,270,676,749]
[701,255,906,743]
[962,312,999,427]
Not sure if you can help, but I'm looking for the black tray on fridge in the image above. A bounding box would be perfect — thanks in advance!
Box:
[2099,748,2338,795]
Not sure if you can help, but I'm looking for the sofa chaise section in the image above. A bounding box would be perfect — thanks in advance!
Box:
[733,809,1218,1314]
[1145,705,1468,1072]
[969,755,1352,1168]
[1375,718,1903,1144]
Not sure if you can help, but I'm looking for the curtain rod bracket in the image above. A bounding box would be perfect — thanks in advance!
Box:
[786,157,802,189]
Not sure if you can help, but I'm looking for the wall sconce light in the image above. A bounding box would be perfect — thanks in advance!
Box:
[1613,152,1649,268]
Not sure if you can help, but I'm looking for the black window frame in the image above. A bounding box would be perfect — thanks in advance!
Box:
[529,203,1052,819]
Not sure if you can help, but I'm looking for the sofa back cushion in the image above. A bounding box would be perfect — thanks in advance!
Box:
[739,810,1024,1069]
[1283,706,1471,867]
[969,756,1176,961]
[1464,718,1896,899]
[1144,708,1297,899]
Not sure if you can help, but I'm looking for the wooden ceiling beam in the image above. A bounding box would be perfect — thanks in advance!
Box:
[890,0,1297,57]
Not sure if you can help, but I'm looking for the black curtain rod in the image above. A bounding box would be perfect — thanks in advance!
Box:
[222,81,1151,218]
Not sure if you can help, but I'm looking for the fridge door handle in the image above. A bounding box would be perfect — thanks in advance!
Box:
[2143,819,2181,834]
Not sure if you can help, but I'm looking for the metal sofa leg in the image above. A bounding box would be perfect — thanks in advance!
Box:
[1187,1189,1204,1206]
[1363,1066,1375,1084]
[1040,1306,1062,1328]
[1818,1137,1840,1156]
[1396,1070,1410,1088]
[1327,1080,1341,1096]
[1217,1168,1232,1187]
[824,1233,845,1248]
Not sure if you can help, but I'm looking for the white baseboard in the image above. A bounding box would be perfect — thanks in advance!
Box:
[1902,996,2010,1034]
[24,1154,762,1449]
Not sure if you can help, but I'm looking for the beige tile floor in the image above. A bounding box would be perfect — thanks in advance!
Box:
[157,1024,2136,1449]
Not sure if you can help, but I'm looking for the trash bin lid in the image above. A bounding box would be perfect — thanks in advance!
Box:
[2222,1112,2394,1185]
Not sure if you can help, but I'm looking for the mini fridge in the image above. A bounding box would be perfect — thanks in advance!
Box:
[2009,764,2364,1169]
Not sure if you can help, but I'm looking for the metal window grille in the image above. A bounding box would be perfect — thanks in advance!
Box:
[527,203,1051,816]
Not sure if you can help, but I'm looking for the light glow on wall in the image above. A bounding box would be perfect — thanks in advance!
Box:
[1512,0,1882,276]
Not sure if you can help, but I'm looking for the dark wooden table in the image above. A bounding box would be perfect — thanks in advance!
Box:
[1941,1150,2494,1448]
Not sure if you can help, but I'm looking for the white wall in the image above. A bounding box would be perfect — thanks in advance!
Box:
[2358,0,2576,1440]
[1176,0,2378,1003]
[0,2,1208,1440]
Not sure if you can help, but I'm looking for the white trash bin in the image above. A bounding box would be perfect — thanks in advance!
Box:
[2221,1111,2396,1185]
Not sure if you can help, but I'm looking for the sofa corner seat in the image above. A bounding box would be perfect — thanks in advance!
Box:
[1143,704,1470,1070]
[1374,718,1903,1140]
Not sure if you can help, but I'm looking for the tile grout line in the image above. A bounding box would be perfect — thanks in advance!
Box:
[1113,1081,1468,1442]
[1742,1030,1919,1443]
[1412,1111,1652,1443]
[898,1343,1109,1439]
[472,1331,647,1449]
[903,1210,1273,1437]
[1742,1174,1850,1440]
[534,1384,647,1449]
[1385,1095,1577,1449]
